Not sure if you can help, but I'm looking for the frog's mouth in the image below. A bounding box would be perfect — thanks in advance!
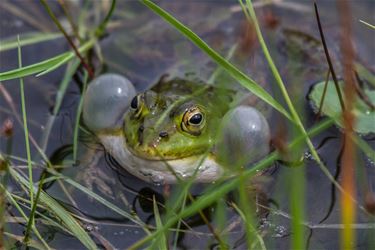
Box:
[126,142,202,161]
[98,134,223,184]
[125,126,208,161]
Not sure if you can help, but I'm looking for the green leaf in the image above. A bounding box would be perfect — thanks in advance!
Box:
[141,0,292,121]
[309,80,375,134]
[355,62,375,87]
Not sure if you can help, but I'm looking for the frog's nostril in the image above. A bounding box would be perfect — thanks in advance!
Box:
[159,131,168,138]
[138,125,144,145]
[139,125,144,132]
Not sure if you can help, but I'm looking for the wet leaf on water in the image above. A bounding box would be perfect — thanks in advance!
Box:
[309,80,375,135]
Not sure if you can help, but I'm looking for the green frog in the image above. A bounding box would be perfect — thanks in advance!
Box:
[83,74,270,184]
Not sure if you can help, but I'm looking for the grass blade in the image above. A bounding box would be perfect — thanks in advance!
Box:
[237,175,257,248]
[9,168,97,250]
[241,0,360,215]
[3,186,50,249]
[0,53,67,81]
[152,196,168,249]
[57,174,149,230]
[40,0,94,78]
[141,0,292,121]
[39,58,81,152]
[359,20,375,29]
[290,164,306,249]
[0,39,95,81]
[73,71,88,161]
[231,203,266,250]
[0,32,62,52]
[128,117,335,249]
[17,36,35,244]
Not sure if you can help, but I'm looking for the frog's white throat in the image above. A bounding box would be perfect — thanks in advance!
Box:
[99,134,223,184]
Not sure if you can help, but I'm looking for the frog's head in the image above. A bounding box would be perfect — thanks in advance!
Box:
[123,88,227,160]
[83,74,271,183]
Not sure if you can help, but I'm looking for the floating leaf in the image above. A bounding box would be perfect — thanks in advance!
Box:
[309,80,375,134]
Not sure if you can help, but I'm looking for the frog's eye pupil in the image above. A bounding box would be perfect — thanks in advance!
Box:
[189,113,203,125]
[181,107,205,135]
[130,96,138,109]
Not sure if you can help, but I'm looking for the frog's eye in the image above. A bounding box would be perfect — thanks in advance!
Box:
[130,94,144,118]
[182,107,205,135]
[130,95,138,110]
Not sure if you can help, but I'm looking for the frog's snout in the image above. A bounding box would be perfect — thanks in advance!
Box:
[83,74,136,132]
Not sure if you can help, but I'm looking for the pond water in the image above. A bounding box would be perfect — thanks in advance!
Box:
[1,1,374,249]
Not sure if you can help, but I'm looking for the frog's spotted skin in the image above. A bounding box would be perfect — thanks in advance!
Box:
[83,74,271,184]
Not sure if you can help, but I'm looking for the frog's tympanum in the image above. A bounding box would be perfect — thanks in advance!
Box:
[83,74,271,184]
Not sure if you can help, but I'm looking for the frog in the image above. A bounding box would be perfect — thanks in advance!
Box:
[83,73,271,184]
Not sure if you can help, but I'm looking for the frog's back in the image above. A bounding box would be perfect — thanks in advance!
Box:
[151,77,235,114]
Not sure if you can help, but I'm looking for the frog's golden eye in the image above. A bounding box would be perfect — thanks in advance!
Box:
[181,107,205,135]
[130,94,144,118]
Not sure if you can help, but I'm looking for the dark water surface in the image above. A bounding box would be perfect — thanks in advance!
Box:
[1,1,374,249]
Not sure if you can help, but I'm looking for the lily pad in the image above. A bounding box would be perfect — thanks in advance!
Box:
[309,80,375,135]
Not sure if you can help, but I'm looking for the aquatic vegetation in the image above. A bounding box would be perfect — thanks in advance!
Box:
[309,80,375,135]
[0,0,374,249]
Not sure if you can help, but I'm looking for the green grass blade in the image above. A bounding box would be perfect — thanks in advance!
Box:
[352,135,375,162]
[129,155,277,249]
[237,176,256,248]
[0,39,95,81]
[38,192,97,250]
[17,37,35,243]
[172,192,188,250]
[242,0,357,215]
[0,32,62,52]
[231,203,266,250]
[53,59,81,114]
[59,174,149,230]
[290,164,306,249]
[40,58,81,152]
[152,196,168,249]
[141,0,292,121]
[95,0,117,37]
[207,43,238,84]
[9,168,97,250]
[73,71,88,161]
[0,53,67,81]
[359,20,375,29]
[36,39,94,76]
[4,232,48,250]
[3,187,50,249]
[36,53,74,77]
